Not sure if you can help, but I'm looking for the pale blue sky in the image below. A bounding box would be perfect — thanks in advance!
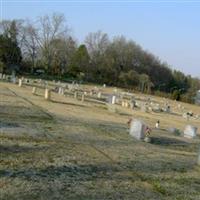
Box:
[1,0,200,77]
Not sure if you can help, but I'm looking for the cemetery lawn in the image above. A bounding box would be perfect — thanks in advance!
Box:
[0,82,200,200]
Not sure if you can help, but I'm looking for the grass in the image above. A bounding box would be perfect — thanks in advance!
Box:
[0,82,200,200]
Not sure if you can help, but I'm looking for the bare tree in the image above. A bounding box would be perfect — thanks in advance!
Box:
[85,30,109,61]
[20,21,39,72]
[36,13,69,72]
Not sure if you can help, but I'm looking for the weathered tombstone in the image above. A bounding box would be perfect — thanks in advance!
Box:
[74,92,78,99]
[18,79,22,87]
[103,84,106,88]
[111,96,116,104]
[184,125,197,138]
[124,101,129,108]
[129,119,146,140]
[183,113,189,121]
[11,70,16,83]
[81,94,85,102]
[58,87,62,94]
[155,120,160,129]
[97,92,102,98]
[164,105,170,113]
[113,88,117,93]
[148,106,153,112]
[44,89,51,100]
[32,87,37,95]
[135,101,140,107]
[58,87,64,95]
[130,100,136,109]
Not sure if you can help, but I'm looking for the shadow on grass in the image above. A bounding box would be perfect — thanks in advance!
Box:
[150,136,188,146]
[50,100,86,107]
[0,144,48,154]
[0,105,53,122]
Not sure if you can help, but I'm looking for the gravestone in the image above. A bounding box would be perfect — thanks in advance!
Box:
[97,92,102,98]
[113,88,118,93]
[124,101,129,108]
[129,119,146,140]
[11,71,16,83]
[18,79,22,87]
[58,87,64,95]
[81,94,85,102]
[155,121,160,129]
[74,92,78,99]
[32,87,37,95]
[183,113,190,121]
[130,100,136,109]
[111,96,116,104]
[184,125,197,138]
[44,89,51,100]
[163,105,170,113]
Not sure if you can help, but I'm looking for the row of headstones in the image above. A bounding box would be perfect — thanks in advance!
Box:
[0,73,19,83]
[30,86,51,100]
[31,85,86,102]
[0,73,12,81]
[129,119,200,165]
[129,119,198,142]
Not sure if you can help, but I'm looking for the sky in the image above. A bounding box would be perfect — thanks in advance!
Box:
[1,0,200,77]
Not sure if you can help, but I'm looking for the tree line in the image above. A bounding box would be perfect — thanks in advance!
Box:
[0,13,199,103]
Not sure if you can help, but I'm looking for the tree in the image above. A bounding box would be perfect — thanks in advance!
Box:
[69,44,90,77]
[85,30,109,62]
[0,34,22,73]
[21,21,39,73]
[0,21,22,73]
[50,37,77,75]
[36,13,69,73]
[119,70,139,88]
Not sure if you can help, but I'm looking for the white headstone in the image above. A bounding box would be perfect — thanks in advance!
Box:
[18,79,22,87]
[124,101,129,108]
[184,125,197,138]
[97,92,102,98]
[111,96,116,104]
[44,89,51,100]
[155,122,159,129]
[129,119,146,140]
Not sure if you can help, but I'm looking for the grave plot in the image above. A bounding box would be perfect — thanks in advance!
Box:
[0,82,200,200]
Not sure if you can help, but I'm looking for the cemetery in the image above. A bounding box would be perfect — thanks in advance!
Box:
[0,77,200,199]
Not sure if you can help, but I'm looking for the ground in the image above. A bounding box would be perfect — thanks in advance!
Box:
[0,82,200,200]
